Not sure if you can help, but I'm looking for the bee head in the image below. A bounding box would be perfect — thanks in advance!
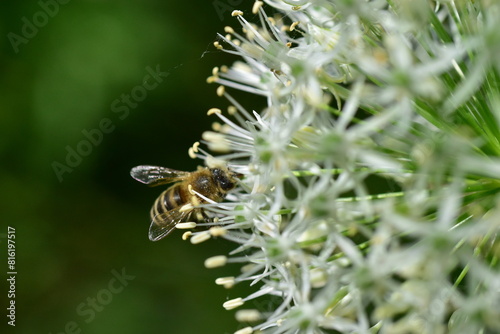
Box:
[210,168,239,191]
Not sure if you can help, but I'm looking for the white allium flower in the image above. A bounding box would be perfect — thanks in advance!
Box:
[186,1,500,333]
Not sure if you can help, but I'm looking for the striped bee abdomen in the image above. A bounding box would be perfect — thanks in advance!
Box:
[150,184,187,222]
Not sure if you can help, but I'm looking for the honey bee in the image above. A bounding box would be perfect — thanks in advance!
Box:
[130,165,239,241]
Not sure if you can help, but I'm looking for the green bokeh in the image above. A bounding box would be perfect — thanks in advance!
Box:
[0,1,257,333]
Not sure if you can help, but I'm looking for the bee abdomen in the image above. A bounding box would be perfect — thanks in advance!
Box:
[150,185,184,221]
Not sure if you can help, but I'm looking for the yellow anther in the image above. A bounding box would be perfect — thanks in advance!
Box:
[207,108,222,115]
[216,85,225,97]
[252,1,263,14]
[213,41,223,50]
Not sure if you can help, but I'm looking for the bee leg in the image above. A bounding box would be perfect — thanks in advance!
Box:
[201,211,212,223]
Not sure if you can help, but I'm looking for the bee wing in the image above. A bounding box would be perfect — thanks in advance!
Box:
[130,165,189,187]
[148,208,191,241]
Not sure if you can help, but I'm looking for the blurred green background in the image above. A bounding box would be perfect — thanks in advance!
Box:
[0,1,258,333]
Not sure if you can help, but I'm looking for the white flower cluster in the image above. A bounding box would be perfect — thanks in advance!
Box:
[186,1,500,333]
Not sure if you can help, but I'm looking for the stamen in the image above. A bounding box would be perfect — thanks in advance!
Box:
[190,186,219,204]
[205,156,227,169]
[190,195,200,206]
[214,41,223,50]
[190,231,211,244]
[176,222,197,229]
[252,1,263,15]
[207,108,222,115]
[180,204,194,212]
[212,122,222,131]
[188,147,197,159]
[215,276,235,286]
[203,131,231,153]
[210,226,227,237]
[223,297,244,310]
[234,327,253,334]
[205,255,228,268]
[217,85,225,96]
[235,309,262,322]
[206,76,217,83]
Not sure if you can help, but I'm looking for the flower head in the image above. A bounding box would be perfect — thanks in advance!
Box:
[184,1,500,333]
